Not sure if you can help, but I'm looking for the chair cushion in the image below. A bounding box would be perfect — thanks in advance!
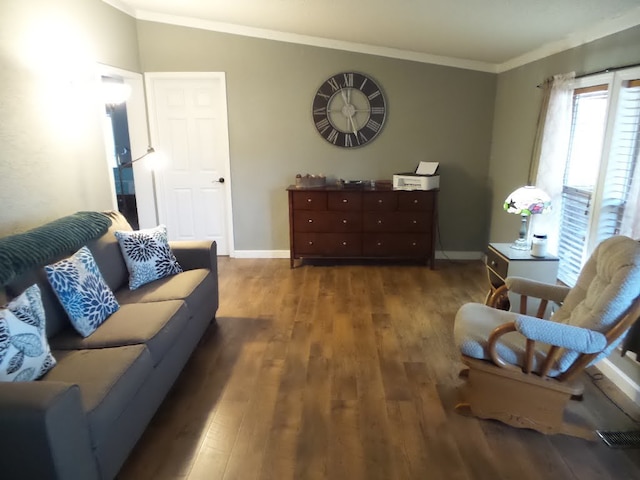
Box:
[553,236,640,371]
[454,303,560,375]
[0,285,56,381]
[115,225,183,290]
[45,247,120,337]
[43,345,153,449]
[49,300,189,366]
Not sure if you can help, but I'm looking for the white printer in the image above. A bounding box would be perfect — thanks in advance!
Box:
[393,162,440,191]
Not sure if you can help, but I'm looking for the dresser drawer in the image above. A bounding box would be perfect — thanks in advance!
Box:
[295,233,362,256]
[397,191,435,211]
[486,246,508,280]
[293,211,361,232]
[363,233,431,257]
[327,192,362,211]
[362,192,397,211]
[362,212,430,232]
[291,191,327,210]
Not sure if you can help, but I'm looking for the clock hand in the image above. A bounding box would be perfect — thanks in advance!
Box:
[340,89,349,107]
[349,116,358,134]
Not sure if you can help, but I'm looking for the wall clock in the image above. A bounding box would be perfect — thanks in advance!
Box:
[312,72,387,148]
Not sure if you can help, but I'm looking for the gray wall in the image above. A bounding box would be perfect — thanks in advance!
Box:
[136,22,496,252]
[488,25,640,243]
[0,0,139,235]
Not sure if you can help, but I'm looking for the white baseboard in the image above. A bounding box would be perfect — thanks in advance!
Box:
[231,250,484,260]
[597,357,640,404]
[231,250,290,259]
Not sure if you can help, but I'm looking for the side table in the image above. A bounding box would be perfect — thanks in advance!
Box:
[485,242,559,316]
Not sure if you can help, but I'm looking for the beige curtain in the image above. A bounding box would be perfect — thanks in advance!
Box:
[530,72,575,255]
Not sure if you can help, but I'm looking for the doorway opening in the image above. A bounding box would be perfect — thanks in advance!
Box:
[102,76,139,229]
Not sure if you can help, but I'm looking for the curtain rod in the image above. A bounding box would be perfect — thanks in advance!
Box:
[536,61,640,88]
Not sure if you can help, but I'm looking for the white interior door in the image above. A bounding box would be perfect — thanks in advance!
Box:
[145,73,233,255]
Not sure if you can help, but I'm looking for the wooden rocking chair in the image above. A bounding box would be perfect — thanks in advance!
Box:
[453,236,640,440]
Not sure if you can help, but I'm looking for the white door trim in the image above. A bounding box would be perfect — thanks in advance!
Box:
[144,72,235,255]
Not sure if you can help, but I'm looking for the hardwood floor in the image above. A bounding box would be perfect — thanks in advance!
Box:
[118,258,640,480]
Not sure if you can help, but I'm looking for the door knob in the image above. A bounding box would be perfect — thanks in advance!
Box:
[215,177,225,183]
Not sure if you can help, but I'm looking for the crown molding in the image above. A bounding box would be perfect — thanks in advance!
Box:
[134,10,498,73]
[497,6,640,73]
[102,2,640,75]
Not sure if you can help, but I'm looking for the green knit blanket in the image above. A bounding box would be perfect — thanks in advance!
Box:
[0,211,112,287]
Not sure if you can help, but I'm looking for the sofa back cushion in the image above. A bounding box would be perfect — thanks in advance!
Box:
[5,211,133,339]
[85,211,132,294]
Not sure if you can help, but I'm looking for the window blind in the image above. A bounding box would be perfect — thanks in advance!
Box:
[595,80,640,243]
[557,87,608,285]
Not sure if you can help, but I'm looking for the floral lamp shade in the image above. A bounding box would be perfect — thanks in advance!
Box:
[503,186,551,216]
[503,185,551,250]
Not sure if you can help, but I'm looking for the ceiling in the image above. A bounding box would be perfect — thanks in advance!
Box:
[105,0,640,72]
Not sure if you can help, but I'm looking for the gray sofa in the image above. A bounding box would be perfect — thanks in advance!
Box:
[0,211,219,479]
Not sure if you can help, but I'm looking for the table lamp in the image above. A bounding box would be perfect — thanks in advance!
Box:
[503,185,551,250]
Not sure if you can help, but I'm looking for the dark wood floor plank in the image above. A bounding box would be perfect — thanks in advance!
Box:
[117,258,640,480]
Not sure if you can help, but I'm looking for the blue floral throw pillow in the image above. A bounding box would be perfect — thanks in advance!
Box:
[114,224,183,290]
[45,246,120,337]
[0,284,57,382]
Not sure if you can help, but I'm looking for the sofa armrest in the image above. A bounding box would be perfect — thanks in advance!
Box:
[505,276,570,304]
[0,381,99,479]
[170,240,218,272]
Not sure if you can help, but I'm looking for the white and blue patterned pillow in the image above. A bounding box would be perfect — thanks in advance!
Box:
[45,246,120,337]
[114,225,183,290]
[0,284,56,382]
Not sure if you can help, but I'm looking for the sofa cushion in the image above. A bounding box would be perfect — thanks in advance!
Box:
[115,225,183,290]
[85,210,132,293]
[0,284,56,381]
[116,269,215,315]
[43,345,153,449]
[49,300,189,366]
[45,247,120,337]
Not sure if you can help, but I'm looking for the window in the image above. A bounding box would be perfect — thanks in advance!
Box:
[556,69,640,285]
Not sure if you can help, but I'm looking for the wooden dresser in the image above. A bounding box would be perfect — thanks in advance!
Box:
[287,185,438,268]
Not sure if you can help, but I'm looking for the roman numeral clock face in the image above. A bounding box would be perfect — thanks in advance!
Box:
[312,72,387,148]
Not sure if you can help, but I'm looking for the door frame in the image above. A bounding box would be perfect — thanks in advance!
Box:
[144,72,235,256]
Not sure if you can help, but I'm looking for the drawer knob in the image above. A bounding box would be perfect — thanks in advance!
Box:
[377,220,383,224]
[307,198,312,202]
[413,199,418,204]
[490,260,497,267]
[342,241,347,246]
[342,219,347,224]
[308,241,313,245]
[377,242,382,246]
[378,199,383,204]
[342,199,348,203]
[412,220,417,224]
[412,242,417,246]
[308,219,313,223]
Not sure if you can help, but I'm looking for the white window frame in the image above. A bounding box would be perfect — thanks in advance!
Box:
[558,67,640,284]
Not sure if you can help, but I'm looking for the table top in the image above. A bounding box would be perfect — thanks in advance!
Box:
[489,242,558,261]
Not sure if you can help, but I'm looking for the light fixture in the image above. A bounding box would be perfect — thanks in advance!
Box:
[118,147,162,225]
[503,185,551,250]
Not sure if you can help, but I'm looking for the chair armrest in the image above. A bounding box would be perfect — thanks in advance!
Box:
[506,276,570,304]
[514,316,607,354]
[170,240,218,271]
[0,381,99,479]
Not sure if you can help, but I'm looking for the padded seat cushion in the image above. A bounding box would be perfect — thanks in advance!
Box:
[49,300,189,366]
[115,269,215,315]
[454,303,561,375]
[43,345,153,449]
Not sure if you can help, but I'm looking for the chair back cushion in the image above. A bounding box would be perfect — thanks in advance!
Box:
[554,236,640,371]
